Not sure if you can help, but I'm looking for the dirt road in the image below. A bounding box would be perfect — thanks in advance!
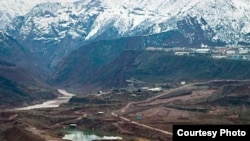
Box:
[111,83,206,137]
[111,112,173,136]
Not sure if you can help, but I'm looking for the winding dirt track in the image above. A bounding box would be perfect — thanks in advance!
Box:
[109,85,197,137]
[111,82,212,137]
[111,112,173,136]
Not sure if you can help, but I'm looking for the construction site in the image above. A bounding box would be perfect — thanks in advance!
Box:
[0,80,250,141]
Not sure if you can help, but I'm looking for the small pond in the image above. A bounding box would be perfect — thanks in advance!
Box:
[62,129,122,141]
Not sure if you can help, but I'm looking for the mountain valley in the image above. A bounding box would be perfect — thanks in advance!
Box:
[0,60,59,108]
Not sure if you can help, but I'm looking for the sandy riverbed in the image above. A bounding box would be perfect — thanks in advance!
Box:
[15,89,75,110]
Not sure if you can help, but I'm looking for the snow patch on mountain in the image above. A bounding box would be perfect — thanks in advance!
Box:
[6,0,250,45]
[4,0,250,53]
[2,0,250,72]
[0,0,79,29]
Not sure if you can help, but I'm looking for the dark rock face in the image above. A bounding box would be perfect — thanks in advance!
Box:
[177,15,213,45]
[176,15,225,46]
[144,15,225,48]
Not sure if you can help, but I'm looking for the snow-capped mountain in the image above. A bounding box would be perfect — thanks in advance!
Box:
[0,0,79,29]
[6,0,250,44]
[4,0,250,68]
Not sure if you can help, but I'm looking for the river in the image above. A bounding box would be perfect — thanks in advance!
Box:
[15,89,75,110]
[13,90,123,140]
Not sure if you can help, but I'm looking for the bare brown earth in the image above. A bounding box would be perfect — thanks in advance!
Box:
[0,80,250,141]
[118,80,250,126]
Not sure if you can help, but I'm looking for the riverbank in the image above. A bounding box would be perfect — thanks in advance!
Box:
[15,89,75,110]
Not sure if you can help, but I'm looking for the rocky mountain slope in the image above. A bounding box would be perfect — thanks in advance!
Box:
[4,0,250,70]
[0,0,78,29]
[0,31,58,108]
[0,60,58,108]
[6,0,250,44]
[2,0,250,92]
[51,43,250,91]
[0,31,49,77]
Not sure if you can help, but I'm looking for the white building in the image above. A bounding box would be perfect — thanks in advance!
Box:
[212,55,227,59]
[174,52,189,56]
[226,50,237,55]
[238,48,249,54]
[148,87,162,92]
[195,49,211,54]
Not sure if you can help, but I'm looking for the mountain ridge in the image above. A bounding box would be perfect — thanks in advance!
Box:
[3,0,250,72]
[0,0,79,29]
[5,0,250,44]
[0,60,59,108]
[2,0,250,92]
[60,50,250,91]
